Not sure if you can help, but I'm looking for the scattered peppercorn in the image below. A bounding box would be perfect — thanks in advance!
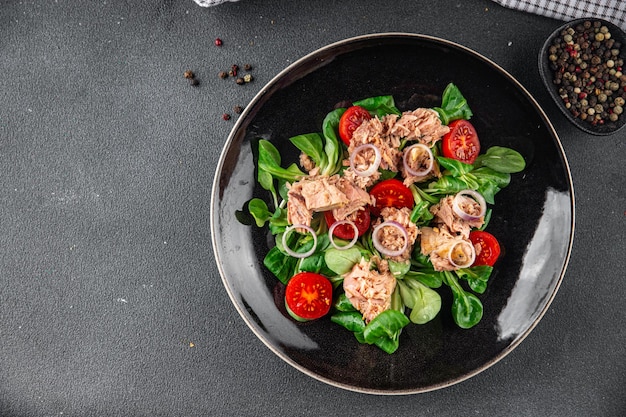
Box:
[244,63,252,71]
[222,113,231,121]
[235,77,245,85]
[548,20,626,127]
[215,38,223,47]
[243,74,253,83]
[234,105,244,114]
[231,64,239,77]
[218,71,228,79]
[183,70,195,79]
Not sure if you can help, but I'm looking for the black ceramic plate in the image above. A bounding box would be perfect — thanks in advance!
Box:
[538,18,626,135]
[211,33,574,394]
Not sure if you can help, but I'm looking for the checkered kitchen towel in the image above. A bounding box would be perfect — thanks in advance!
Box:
[194,0,626,32]
[492,0,626,31]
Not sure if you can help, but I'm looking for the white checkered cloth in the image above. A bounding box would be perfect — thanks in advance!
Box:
[492,0,626,31]
[192,0,239,6]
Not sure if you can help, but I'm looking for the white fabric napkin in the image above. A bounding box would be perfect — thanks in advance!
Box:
[192,0,239,6]
[492,0,626,31]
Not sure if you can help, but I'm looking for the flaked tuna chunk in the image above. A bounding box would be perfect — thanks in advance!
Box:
[286,175,371,226]
[286,191,312,226]
[420,226,474,271]
[287,176,348,226]
[430,195,484,238]
[341,165,380,189]
[349,115,402,172]
[390,108,450,147]
[343,256,396,323]
[372,207,420,262]
[331,177,372,220]
[298,177,348,211]
[299,152,316,173]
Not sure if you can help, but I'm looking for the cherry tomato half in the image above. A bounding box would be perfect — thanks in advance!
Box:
[442,119,481,165]
[285,272,333,321]
[338,106,371,146]
[324,207,371,240]
[469,230,501,266]
[368,179,414,217]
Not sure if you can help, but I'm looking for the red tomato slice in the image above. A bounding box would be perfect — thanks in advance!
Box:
[324,207,371,240]
[368,179,414,217]
[469,230,501,266]
[284,272,333,321]
[338,106,371,146]
[442,119,481,165]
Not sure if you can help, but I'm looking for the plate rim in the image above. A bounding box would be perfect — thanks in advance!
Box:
[210,32,576,394]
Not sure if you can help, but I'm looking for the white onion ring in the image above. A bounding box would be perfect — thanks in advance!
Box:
[403,143,434,177]
[447,240,476,268]
[372,221,408,257]
[328,220,358,250]
[452,189,487,221]
[282,224,317,258]
[349,143,381,177]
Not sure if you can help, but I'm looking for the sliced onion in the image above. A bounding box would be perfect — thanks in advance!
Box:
[349,143,381,177]
[282,224,317,258]
[447,240,476,268]
[372,221,408,257]
[403,143,434,177]
[328,220,358,250]
[452,189,487,221]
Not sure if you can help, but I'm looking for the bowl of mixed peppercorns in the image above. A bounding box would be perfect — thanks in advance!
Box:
[539,18,626,135]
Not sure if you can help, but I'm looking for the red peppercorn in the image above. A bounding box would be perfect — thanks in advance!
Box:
[215,38,223,47]
[222,113,231,121]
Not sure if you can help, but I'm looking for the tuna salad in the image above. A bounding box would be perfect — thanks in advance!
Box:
[246,84,526,353]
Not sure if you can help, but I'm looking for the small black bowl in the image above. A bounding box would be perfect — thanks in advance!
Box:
[539,18,626,135]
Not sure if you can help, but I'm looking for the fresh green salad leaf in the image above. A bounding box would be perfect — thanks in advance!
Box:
[248,198,272,227]
[474,146,526,173]
[443,271,483,329]
[433,83,473,125]
[387,260,411,278]
[397,277,442,324]
[289,133,327,170]
[353,95,402,117]
[404,269,444,288]
[320,109,344,175]
[324,247,362,275]
[333,293,357,312]
[257,139,306,182]
[362,309,410,354]
[456,265,493,294]
[263,246,298,285]
[331,311,366,333]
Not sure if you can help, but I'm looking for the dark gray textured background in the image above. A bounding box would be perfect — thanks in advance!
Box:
[1,0,624,416]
